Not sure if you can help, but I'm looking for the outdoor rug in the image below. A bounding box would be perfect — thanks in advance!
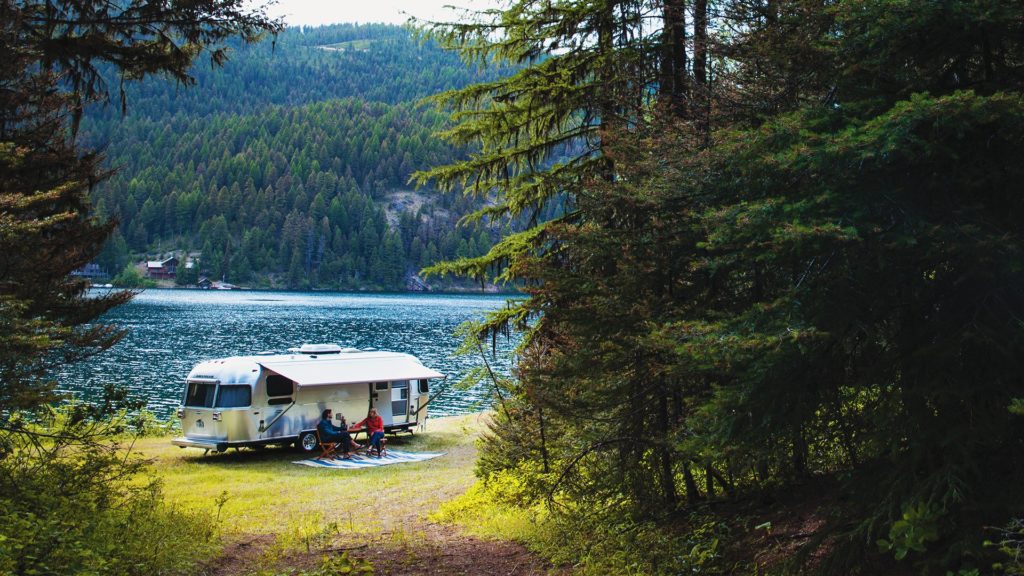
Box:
[293,449,446,469]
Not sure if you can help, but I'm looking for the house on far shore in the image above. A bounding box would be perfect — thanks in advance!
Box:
[147,256,178,279]
[72,263,109,279]
[196,276,213,289]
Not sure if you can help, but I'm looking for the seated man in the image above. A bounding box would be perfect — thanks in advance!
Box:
[317,409,359,457]
[351,408,386,456]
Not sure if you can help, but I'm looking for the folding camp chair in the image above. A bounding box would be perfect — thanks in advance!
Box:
[350,427,386,457]
[368,434,387,458]
[314,429,343,460]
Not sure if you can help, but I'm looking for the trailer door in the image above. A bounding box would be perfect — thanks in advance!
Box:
[391,380,410,424]
[370,381,392,424]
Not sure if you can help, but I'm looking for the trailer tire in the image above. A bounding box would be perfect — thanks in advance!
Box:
[297,431,318,452]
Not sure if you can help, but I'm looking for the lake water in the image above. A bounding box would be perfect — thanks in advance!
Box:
[58,289,518,417]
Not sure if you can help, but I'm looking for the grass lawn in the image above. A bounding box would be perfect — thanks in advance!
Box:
[132,413,487,538]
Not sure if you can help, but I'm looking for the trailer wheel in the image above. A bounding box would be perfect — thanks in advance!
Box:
[297,432,318,452]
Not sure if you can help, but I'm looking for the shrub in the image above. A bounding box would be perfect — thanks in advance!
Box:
[112,264,155,288]
[877,502,943,561]
[990,518,1024,575]
[0,406,219,575]
[434,471,732,575]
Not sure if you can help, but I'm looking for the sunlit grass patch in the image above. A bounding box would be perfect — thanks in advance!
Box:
[430,474,548,543]
[133,413,487,536]
[431,469,733,576]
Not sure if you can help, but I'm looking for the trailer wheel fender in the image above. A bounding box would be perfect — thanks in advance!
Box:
[297,431,318,452]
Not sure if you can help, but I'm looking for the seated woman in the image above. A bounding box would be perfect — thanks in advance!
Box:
[318,409,360,457]
[351,408,386,456]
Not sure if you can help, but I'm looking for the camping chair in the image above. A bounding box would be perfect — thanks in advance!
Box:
[351,427,387,457]
[367,433,388,458]
[314,429,343,460]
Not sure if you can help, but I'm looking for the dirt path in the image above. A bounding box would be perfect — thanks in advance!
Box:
[206,520,555,576]
[343,521,553,576]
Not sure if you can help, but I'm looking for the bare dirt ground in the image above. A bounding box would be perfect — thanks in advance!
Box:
[206,521,556,576]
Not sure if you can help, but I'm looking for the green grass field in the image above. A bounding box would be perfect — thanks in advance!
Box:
[132,414,486,537]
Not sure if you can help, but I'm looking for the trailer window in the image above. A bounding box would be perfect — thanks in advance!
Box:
[216,385,252,408]
[392,383,408,417]
[392,395,407,416]
[418,379,429,394]
[266,375,293,397]
[184,382,216,408]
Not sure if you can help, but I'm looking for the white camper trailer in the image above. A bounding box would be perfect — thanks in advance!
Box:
[171,344,443,453]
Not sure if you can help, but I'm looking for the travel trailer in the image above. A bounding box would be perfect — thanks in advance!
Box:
[172,344,443,453]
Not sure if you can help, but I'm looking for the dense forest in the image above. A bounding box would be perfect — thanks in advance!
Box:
[81,24,505,289]
[421,0,1024,574]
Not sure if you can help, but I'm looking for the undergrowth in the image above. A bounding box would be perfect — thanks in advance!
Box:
[430,469,732,575]
[0,405,220,575]
[255,514,376,576]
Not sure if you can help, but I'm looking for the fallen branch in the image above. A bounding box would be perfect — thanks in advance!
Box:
[321,544,369,553]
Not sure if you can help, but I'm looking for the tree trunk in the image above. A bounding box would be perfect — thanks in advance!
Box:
[693,0,710,140]
[693,0,708,88]
[683,461,702,504]
[538,405,550,474]
[597,0,617,180]
[757,460,770,483]
[657,394,678,509]
[661,0,688,115]
[792,428,808,477]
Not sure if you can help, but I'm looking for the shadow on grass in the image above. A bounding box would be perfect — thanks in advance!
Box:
[171,427,463,466]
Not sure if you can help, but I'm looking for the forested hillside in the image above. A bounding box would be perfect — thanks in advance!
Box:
[81,24,503,289]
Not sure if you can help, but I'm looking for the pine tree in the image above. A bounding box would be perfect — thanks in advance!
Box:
[425,0,1024,570]
[0,0,280,411]
[416,0,719,517]
[415,0,681,285]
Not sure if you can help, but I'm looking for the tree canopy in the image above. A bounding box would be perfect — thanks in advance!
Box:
[422,0,1024,571]
[0,0,279,409]
[1,1,281,573]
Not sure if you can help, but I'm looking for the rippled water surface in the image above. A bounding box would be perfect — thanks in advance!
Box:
[59,290,516,417]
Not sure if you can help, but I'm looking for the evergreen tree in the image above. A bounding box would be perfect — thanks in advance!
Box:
[426,0,1024,571]
[417,0,718,518]
[0,0,279,410]
[0,4,280,571]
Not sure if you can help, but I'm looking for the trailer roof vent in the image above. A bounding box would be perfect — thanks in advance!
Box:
[288,343,343,355]
[339,347,361,353]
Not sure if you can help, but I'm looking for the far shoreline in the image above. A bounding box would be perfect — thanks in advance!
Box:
[90,284,523,297]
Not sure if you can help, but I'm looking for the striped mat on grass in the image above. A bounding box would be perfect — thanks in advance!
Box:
[294,449,446,469]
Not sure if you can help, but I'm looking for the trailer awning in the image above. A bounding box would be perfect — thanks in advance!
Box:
[258,355,444,387]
